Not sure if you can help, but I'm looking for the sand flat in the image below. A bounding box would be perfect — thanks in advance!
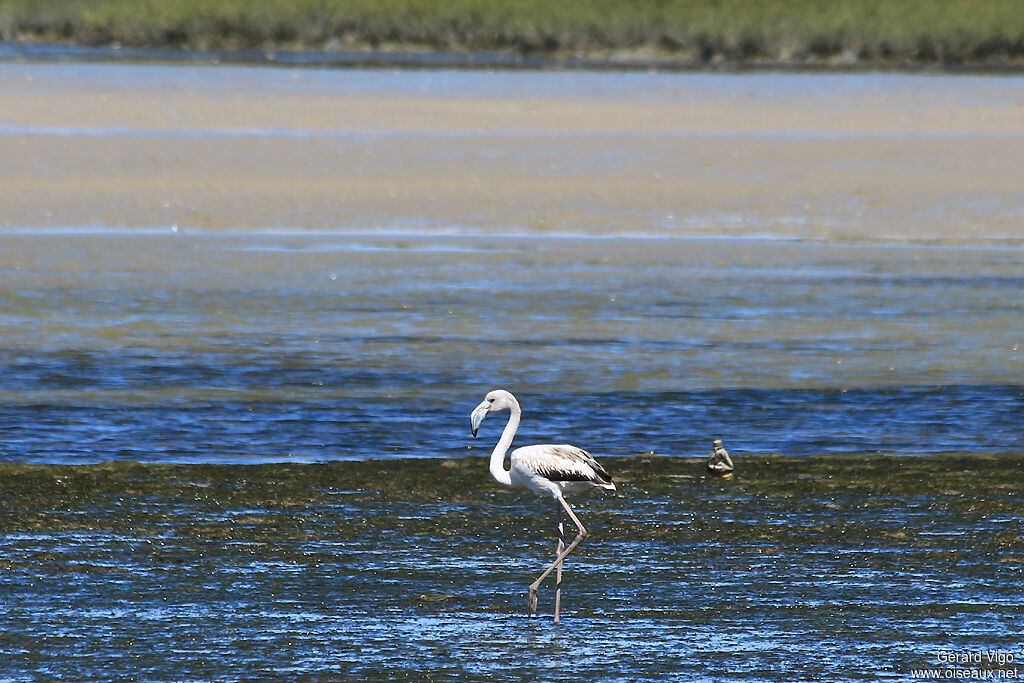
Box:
[2,63,1022,239]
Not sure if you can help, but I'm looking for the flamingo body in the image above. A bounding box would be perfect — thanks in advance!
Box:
[470,389,615,498]
[508,444,615,498]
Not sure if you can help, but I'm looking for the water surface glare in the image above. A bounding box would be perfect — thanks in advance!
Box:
[1,232,1021,463]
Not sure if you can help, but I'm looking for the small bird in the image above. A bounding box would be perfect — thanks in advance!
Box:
[707,438,735,479]
[470,389,615,621]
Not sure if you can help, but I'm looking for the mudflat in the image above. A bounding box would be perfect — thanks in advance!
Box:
[1,455,1022,680]
[2,63,1022,240]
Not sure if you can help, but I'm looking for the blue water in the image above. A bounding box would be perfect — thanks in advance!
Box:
[2,386,1022,464]
[1,232,1021,464]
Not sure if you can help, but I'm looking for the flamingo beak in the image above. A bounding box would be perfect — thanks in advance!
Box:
[470,401,489,437]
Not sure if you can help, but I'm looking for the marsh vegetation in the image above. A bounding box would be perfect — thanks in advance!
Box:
[2,0,1023,67]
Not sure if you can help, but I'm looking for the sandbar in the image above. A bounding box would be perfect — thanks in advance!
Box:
[2,63,1022,241]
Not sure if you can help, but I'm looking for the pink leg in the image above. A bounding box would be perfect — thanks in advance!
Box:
[554,502,565,623]
[527,497,587,619]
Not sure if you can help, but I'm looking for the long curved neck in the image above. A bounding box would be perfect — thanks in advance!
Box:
[489,404,520,488]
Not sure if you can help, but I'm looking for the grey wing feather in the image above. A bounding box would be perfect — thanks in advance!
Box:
[512,445,614,485]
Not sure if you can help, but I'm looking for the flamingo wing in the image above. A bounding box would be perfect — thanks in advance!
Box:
[512,444,614,486]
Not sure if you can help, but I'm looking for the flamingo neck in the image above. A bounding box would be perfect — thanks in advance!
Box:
[489,404,519,488]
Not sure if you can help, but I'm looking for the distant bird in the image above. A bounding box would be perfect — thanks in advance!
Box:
[707,438,735,479]
[470,389,615,622]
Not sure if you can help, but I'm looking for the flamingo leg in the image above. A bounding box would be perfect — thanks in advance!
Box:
[553,502,565,623]
[527,497,587,619]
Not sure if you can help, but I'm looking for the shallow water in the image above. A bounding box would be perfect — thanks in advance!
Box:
[1,232,1021,463]
[1,456,1021,681]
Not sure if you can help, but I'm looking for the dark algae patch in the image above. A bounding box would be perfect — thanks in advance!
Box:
[1,455,1022,680]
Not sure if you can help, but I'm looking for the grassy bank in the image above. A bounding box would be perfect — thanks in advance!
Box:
[1,0,1023,68]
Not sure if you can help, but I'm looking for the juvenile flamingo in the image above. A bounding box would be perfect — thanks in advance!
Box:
[470,389,615,622]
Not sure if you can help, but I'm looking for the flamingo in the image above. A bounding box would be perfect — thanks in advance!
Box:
[470,389,615,622]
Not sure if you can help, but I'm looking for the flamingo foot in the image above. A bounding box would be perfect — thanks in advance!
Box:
[527,587,538,615]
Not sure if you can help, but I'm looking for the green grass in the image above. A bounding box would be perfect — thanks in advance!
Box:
[1,0,1023,66]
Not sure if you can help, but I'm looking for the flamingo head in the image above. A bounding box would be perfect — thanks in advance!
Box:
[470,389,518,436]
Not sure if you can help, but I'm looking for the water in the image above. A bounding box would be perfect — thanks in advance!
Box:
[1,456,1022,681]
[2,232,1021,464]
